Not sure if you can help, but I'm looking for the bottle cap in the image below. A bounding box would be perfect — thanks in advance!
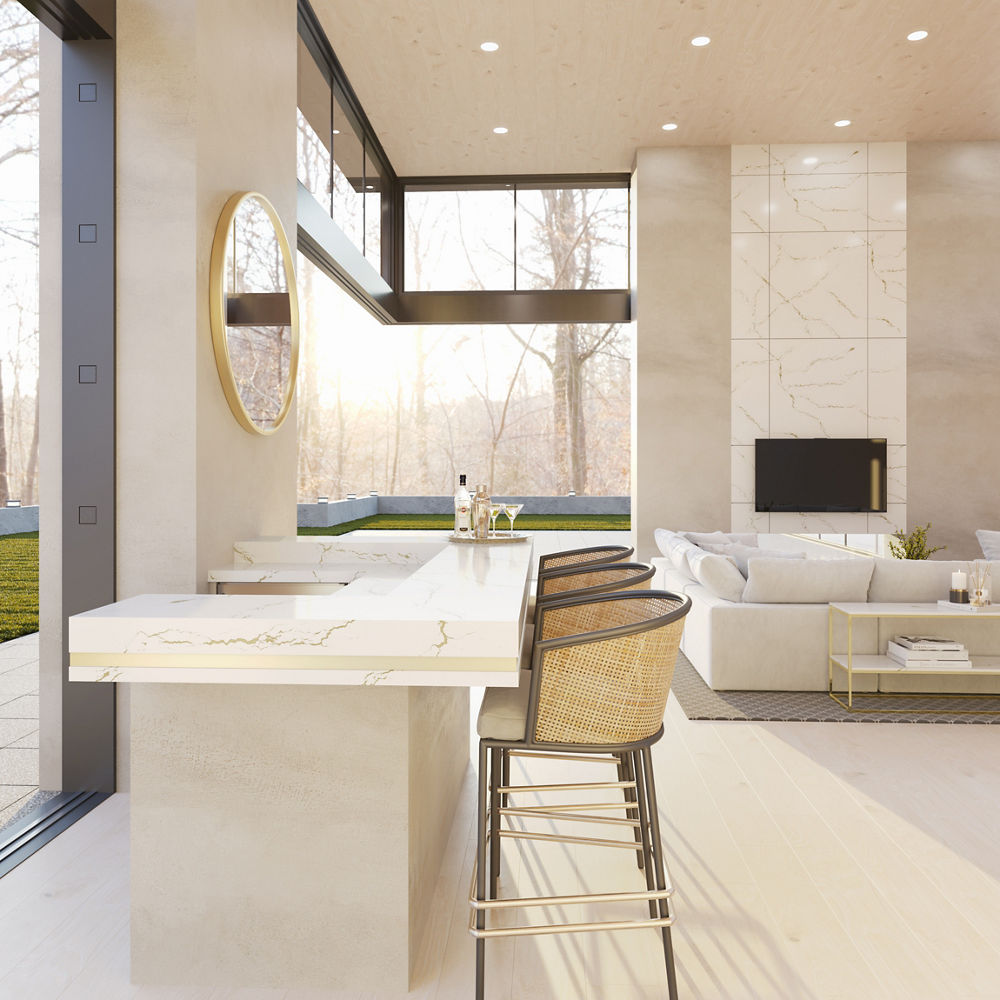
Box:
[459,474,467,485]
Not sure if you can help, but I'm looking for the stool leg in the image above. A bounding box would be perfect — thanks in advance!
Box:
[642,745,679,1000]
[476,742,489,1000]
[631,749,658,919]
[489,746,502,899]
[620,753,644,871]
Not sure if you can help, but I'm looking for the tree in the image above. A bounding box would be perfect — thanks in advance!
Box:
[0,0,40,504]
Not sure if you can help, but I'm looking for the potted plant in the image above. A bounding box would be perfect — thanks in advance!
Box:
[888,523,945,560]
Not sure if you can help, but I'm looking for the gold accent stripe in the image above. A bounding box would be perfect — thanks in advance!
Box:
[69,652,516,671]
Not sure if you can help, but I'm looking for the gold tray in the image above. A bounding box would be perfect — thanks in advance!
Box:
[449,532,530,544]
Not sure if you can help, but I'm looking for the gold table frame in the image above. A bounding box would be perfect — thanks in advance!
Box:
[827,602,1000,714]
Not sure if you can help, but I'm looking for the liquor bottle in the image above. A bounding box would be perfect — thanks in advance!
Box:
[472,484,491,540]
[454,474,472,534]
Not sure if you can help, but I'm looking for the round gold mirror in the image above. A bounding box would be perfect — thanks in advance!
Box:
[209,191,299,434]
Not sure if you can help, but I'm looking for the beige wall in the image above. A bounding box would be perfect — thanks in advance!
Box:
[907,142,1000,560]
[631,147,731,559]
[116,0,299,784]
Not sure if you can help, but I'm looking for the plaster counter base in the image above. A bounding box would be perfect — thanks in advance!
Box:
[131,681,467,992]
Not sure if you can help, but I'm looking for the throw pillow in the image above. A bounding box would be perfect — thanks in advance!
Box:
[653,530,699,578]
[976,529,1000,560]
[702,542,805,577]
[742,557,874,604]
[686,547,746,603]
[681,531,731,548]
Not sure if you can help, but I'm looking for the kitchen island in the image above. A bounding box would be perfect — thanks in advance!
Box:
[69,533,533,992]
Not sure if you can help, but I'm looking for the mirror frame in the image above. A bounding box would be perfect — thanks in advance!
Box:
[209,191,300,435]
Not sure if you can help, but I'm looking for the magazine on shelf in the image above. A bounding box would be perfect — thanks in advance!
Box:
[885,648,972,670]
[886,640,968,662]
[893,634,965,651]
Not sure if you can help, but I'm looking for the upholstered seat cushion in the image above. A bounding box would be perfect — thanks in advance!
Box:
[477,669,531,740]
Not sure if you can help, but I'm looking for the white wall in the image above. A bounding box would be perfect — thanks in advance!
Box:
[115,0,299,786]
[730,142,907,534]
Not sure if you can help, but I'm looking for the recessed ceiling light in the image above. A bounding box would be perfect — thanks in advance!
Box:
[365,185,374,190]
[907,29,928,41]
[332,129,341,135]
[834,119,852,127]
[691,35,711,46]
[480,41,500,52]
[493,126,508,134]
[661,122,678,131]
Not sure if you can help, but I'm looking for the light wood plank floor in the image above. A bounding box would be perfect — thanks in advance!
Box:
[2,694,999,999]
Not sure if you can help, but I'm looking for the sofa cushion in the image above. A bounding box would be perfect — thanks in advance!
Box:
[653,528,693,579]
[686,547,746,603]
[743,557,874,604]
[868,557,1000,603]
[653,530,700,579]
[977,530,1000,560]
[702,542,805,577]
[681,531,758,548]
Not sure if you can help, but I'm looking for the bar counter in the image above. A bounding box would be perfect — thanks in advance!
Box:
[68,533,534,992]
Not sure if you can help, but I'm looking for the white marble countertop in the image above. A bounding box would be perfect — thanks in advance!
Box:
[70,533,534,687]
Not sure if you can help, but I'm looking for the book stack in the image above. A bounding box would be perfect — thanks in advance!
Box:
[886,635,971,670]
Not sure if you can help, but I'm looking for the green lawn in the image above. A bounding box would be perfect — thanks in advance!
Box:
[0,518,628,644]
[298,513,630,536]
[0,531,39,643]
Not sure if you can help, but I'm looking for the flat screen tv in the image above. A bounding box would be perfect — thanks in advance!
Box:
[755,438,887,513]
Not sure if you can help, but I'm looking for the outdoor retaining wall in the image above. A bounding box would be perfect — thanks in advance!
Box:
[297,495,630,526]
[0,506,39,536]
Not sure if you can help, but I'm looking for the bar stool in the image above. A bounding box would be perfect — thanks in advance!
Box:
[470,590,691,1000]
[537,543,634,579]
[536,561,654,608]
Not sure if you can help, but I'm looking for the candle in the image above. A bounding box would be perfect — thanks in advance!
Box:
[952,571,967,590]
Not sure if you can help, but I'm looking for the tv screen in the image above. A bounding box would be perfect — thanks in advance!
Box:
[755,438,887,513]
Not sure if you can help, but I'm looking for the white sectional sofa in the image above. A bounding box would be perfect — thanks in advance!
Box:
[652,530,1000,693]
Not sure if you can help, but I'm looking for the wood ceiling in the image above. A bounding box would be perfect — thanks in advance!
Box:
[310,0,1000,176]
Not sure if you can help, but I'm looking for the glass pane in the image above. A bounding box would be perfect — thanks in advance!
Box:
[363,145,381,272]
[296,37,331,210]
[331,95,364,254]
[515,187,628,289]
[0,0,41,834]
[404,189,514,290]
[297,257,631,498]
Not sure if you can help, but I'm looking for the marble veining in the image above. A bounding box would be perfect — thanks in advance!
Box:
[867,339,907,439]
[770,173,867,232]
[732,234,769,339]
[732,340,770,444]
[731,144,770,175]
[769,232,868,339]
[868,172,907,230]
[731,176,769,232]
[869,231,907,337]
[69,533,534,687]
[769,340,868,438]
[769,143,867,175]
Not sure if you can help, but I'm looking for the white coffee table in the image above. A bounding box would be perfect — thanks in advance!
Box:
[828,601,1000,712]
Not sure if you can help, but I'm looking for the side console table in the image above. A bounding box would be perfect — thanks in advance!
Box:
[828,602,1000,712]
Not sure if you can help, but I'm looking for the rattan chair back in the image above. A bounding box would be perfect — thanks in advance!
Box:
[527,591,690,748]
[537,543,633,578]
[537,562,654,605]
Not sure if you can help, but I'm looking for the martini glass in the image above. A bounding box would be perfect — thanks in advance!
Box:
[504,503,523,535]
[489,503,503,536]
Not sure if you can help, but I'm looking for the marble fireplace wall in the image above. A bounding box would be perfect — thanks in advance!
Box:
[730,142,907,534]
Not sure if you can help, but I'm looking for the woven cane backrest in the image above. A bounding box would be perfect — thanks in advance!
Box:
[530,594,688,746]
[537,544,633,576]
[537,563,654,601]
[537,591,665,642]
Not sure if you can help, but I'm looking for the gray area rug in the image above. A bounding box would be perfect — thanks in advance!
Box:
[671,652,1000,724]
